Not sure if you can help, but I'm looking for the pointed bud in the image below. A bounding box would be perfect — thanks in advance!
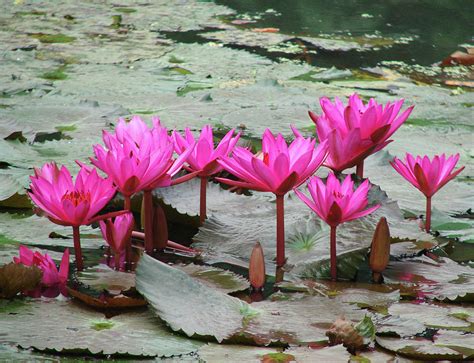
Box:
[369,217,391,283]
[249,242,266,291]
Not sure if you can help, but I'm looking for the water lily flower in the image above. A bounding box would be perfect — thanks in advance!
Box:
[14,245,69,287]
[100,212,134,270]
[308,93,414,177]
[295,173,380,280]
[217,128,328,267]
[91,116,195,254]
[172,125,240,224]
[28,163,115,270]
[390,153,464,232]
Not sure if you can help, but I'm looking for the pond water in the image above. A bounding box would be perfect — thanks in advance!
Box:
[217,0,473,67]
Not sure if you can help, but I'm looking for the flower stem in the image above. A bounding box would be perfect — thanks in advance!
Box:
[356,161,364,179]
[143,190,154,254]
[425,196,432,233]
[330,225,337,281]
[276,194,285,267]
[123,195,132,270]
[114,252,121,270]
[124,196,131,211]
[200,177,207,225]
[72,226,83,271]
[154,203,168,251]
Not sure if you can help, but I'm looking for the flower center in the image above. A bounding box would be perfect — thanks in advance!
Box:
[62,191,91,206]
[333,191,345,199]
[263,152,270,166]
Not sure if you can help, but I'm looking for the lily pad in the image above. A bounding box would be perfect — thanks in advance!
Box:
[376,330,474,360]
[136,254,247,343]
[383,255,474,301]
[0,299,202,357]
[136,254,366,345]
[193,181,433,278]
[0,213,104,249]
[175,263,249,294]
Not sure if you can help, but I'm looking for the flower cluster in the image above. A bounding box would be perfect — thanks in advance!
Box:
[25,93,464,284]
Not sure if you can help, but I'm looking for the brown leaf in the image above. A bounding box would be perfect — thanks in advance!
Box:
[0,263,42,298]
[326,317,365,352]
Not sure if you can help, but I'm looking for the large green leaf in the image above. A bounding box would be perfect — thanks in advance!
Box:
[0,299,203,357]
[136,254,247,343]
[136,254,367,345]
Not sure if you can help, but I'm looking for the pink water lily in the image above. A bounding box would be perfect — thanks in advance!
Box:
[100,212,134,270]
[91,116,193,200]
[28,163,115,270]
[173,125,240,223]
[295,173,380,280]
[217,128,328,267]
[92,116,195,255]
[391,153,464,232]
[308,93,414,177]
[14,245,69,287]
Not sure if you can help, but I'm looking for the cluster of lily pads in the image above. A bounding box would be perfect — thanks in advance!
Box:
[14,92,464,289]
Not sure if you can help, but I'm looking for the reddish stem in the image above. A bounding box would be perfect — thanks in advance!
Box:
[131,231,197,253]
[330,225,337,281]
[356,160,364,179]
[72,226,84,271]
[200,177,207,225]
[276,194,285,267]
[425,196,432,233]
[154,203,168,251]
[143,190,154,254]
[123,195,132,270]
[124,196,131,211]
[114,252,121,270]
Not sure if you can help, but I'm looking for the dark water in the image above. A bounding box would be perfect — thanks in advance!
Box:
[216,0,473,67]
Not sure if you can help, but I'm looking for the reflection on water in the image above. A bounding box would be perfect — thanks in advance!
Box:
[216,0,473,67]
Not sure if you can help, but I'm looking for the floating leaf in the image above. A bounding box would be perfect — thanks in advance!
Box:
[136,254,247,343]
[376,330,474,360]
[0,299,202,357]
[194,182,432,278]
[174,263,249,294]
[383,255,474,301]
[136,254,366,345]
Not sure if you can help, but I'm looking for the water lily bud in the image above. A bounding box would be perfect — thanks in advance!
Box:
[369,217,391,283]
[249,242,266,291]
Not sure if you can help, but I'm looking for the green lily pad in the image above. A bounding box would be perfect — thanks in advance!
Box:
[136,254,247,343]
[136,254,366,345]
[383,255,474,301]
[0,299,203,357]
[376,330,474,360]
